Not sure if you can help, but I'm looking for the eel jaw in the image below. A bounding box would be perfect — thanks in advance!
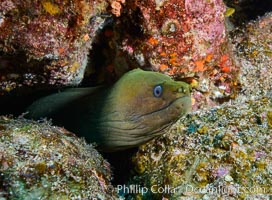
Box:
[98,95,192,152]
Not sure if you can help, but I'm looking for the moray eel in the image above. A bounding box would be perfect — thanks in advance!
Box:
[27,69,192,151]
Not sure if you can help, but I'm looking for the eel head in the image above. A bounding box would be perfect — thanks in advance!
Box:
[99,69,192,151]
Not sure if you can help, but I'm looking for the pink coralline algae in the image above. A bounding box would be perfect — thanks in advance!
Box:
[1,0,238,106]
[185,0,226,62]
[0,0,108,93]
[114,0,238,107]
[213,167,229,178]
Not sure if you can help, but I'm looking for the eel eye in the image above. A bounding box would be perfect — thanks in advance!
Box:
[153,85,163,98]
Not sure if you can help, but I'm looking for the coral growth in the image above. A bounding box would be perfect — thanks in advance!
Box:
[0,0,108,93]
[0,117,118,199]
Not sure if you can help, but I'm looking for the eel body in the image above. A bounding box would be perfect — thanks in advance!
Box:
[27,69,192,151]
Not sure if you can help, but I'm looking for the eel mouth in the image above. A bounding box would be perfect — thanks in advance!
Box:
[127,95,192,138]
[99,96,192,151]
[140,95,192,118]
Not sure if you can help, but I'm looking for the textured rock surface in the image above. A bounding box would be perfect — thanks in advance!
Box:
[128,12,272,200]
[1,0,239,107]
[130,97,271,200]
[232,12,272,100]
[106,0,239,108]
[118,0,231,73]
[0,0,108,93]
[0,117,119,199]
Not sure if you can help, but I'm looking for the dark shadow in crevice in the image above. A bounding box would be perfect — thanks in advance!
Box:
[224,0,272,26]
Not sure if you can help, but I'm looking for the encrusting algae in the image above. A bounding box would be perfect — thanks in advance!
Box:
[0,0,109,92]
[130,97,271,199]
[267,110,272,128]
[42,1,61,15]
[0,117,119,199]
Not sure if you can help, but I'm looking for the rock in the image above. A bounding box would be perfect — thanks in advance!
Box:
[232,12,272,101]
[130,96,271,199]
[0,0,108,93]
[1,0,239,107]
[106,0,239,108]
[0,116,119,199]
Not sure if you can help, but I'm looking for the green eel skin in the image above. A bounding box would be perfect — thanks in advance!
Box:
[27,69,192,151]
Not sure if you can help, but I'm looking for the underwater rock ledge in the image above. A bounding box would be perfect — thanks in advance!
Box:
[0,117,119,199]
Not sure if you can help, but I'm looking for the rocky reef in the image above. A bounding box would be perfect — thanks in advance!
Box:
[104,0,239,108]
[0,0,108,93]
[128,12,272,200]
[232,12,272,99]
[117,0,229,72]
[0,117,118,199]
[1,0,239,108]
[0,1,271,199]
[130,97,271,199]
